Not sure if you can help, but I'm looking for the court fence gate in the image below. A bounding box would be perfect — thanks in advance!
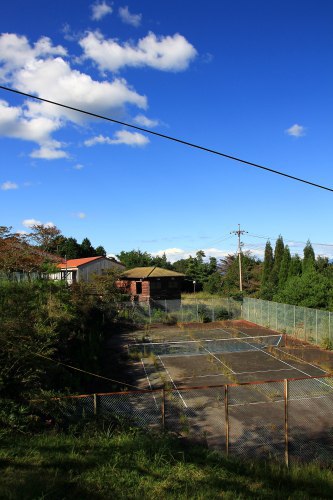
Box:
[33,374,333,466]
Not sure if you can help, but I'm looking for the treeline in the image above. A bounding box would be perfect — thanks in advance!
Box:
[260,237,333,309]
[0,225,107,276]
[117,240,333,310]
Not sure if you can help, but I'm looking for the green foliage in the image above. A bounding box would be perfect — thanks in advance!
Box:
[303,240,316,274]
[288,254,302,278]
[274,270,333,309]
[271,235,284,287]
[116,249,173,270]
[278,245,291,288]
[197,303,211,323]
[220,252,261,297]
[1,430,333,499]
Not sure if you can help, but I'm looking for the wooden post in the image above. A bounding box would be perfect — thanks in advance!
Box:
[284,379,289,467]
[225,385,229,456]
[93,393,98,416]
[161,388,166,431]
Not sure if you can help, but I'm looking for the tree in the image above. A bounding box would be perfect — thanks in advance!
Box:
[220,252,261,297]
[271,235,284,286]
[260,241,274,300]
[302,240,315,274]
[278,246,291,289]
[288,254,302,278]
[95,245,107,257]
[57,237,81,259]
[80,238,96,258]
[274,270,333,309]
[116,249,153,269]
[29,224,61,254]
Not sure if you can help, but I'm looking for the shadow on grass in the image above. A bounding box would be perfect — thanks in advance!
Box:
[1,431,333,499]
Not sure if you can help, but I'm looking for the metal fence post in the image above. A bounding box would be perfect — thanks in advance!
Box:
[161,388,166,431]
[284,379,289,467]
[316,310,318,344]
[93,393,98,416]
[328,312,331,340]
[225,385,229,456]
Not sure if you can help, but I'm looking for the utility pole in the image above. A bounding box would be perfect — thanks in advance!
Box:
[230,224,248,292]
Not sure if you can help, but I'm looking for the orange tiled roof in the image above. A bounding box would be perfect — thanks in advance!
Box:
[57,256,103,269]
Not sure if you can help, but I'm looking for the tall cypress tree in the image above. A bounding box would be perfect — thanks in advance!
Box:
[289,254,302,278]
[260,240,274,299]
[262,241,274,285]
[303,240,315,274]
[278,245,291,289]
[271,235,284,286]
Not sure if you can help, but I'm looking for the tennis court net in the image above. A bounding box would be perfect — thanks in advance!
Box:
[128,334,283,357]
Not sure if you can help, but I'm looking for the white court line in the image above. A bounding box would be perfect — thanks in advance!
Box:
[141,359,158,409]
[202,346,236,374]
[237,330,333,390]
[234,367,295,375]
[273,346,328,373]
[158,355,188,408]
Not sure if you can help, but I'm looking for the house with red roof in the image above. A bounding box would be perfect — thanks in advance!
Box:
[50,256,124,284]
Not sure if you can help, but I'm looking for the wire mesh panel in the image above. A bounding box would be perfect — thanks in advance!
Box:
[228,382,285,461]
[99,391,162,429]
[288,378,333,464]
[129,335,282,357]
[164,386,225,449]
[242,298,333,349]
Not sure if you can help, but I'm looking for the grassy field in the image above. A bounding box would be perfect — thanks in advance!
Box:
[1,428,333,499]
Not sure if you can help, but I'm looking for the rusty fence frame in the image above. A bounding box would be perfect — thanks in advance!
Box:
[33,372,333,467]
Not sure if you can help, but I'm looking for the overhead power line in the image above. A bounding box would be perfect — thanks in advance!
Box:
[0,84,332,193]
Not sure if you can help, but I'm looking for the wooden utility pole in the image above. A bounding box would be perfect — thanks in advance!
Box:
[230,224,248,292]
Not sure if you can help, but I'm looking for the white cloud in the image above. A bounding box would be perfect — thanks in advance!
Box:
[74,212,87,219]
[30,146,69,160]
[1,180,18,190]
[84,129,149,147]
[79,31,197,72]
[91,1,113,21]
[133,114,159,128]
[22,218,41,228]
[152,247,230,263]
[285,124,306,137]
[119,6,142,27]
[73,163,84,170]
[0,33,147,158]
[22,218,55,228]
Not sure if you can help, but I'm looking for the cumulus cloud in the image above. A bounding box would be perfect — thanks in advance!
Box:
[0,33,147,158]
[79,31,197,72]
[1,180,18,190]
[152,247,230,263]
[119,6,142,27]
[285,124,306,137]
[133,114,159,128]
[84,129,149,147]
[91,1,113,21]
[22,218,55,228]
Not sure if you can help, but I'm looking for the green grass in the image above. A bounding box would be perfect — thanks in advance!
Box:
[1,429,333,499]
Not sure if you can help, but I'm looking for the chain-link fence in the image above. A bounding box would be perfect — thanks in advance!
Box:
[243,298,333,348]
[34,374,333,465]
[116,297,242,324]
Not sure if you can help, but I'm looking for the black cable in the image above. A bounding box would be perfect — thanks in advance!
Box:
[1,84,332,193]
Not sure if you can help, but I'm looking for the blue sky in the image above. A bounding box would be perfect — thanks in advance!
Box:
[1,0,332,261]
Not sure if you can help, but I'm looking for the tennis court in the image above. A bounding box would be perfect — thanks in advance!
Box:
[129,322,328,391]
